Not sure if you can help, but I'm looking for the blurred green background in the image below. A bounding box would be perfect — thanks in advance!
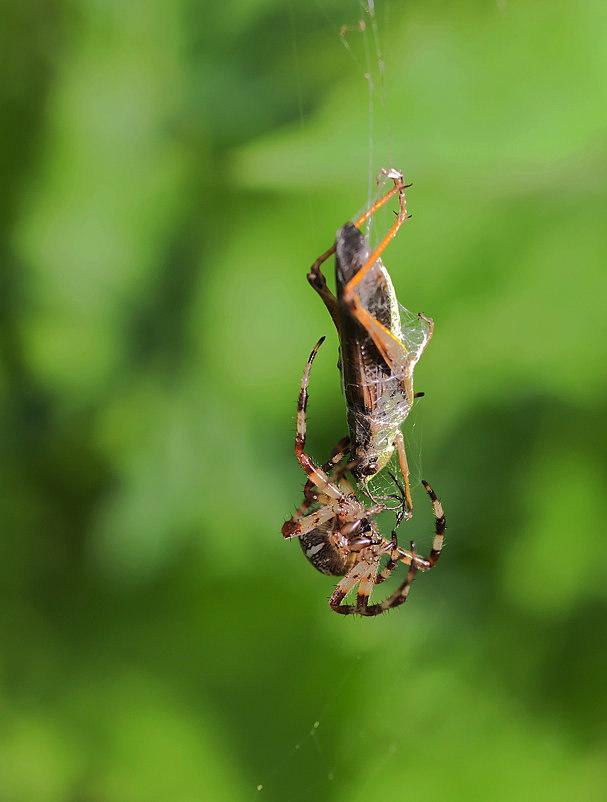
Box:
[2,0,607,800]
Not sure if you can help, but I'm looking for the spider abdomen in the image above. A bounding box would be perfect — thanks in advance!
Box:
[299,522,356,577]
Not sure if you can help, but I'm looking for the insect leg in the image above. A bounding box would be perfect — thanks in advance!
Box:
[352,168,409,230]
[346,170,409,298]
[394,429,413,516]
[307,244,340,332]
[310,169,411,334]
[346,298,419,381]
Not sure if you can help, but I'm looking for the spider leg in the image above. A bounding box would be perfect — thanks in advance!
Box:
[375,530,401,586]
[420,479,446,568]
[330,539,419,616]
[288,486,331,532]
[329,479,445,609]
[388,479,446,570]
[361,541,419,616]
[302,436,350,500]
[294,337,343,501]
[329,552,379,614]
[356,560,380,609]
[282,502,339,540]
[284,468,351,540]
[284,346,352,539]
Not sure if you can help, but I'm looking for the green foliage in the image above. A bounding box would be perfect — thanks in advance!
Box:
[1,0,606,799]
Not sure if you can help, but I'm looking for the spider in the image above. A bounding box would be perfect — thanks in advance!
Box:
[282,337,445,615]
[306,168,433,517]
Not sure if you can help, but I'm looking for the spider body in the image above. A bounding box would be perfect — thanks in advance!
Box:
[307,169,433,514]
[299,521,357,576]
[283,337,445,615]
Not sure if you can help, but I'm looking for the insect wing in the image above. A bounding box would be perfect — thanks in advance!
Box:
[399,303,432,364]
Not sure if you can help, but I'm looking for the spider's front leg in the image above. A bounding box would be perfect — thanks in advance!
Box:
[294,337,343,501]
[283,340,349,540]
[301,435,350,503]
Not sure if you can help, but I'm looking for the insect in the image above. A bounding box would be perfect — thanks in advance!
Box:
[307,168,433,516]
[282,337,445,615]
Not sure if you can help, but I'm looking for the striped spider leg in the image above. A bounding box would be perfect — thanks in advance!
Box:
[282,338,446,616]
[307,168,434,517]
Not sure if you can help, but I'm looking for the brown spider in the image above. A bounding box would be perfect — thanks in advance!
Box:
[282,337,445,615]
